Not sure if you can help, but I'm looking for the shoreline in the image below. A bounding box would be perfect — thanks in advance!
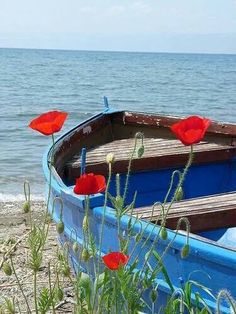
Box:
[0,194,45,203]
[0,200,45,214]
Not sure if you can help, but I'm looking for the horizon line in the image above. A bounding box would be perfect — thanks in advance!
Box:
[0,46,236,56]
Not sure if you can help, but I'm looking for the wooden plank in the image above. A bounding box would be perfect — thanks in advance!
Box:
[112,111,236,137]
[71,140,226,161]
[136,203,236,221]
[132,194,236,217]
[66,145,236,181]
[164,208,236,232]
[132,192,236,217]
[78,143,229,163]
[128,192,236,232]
[67,137,235,168]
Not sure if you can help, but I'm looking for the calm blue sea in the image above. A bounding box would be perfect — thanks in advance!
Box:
[0,48,236,200]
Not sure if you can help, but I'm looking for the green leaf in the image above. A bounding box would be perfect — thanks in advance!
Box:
[153,251,174,293]
[3,298,15,314]
[38,287,51,314]
[188,280,216,300]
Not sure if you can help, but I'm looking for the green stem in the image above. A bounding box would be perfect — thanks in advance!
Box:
[84,195,90,250]
[85,195,98,280]
[33,271,38,314]
[48,262,56,314]
[111,272,118,314]
[44,133,55,224]
[163,170,182,205]
[136,146,194,286]
[10,256,32,314]
[128,203,161,260]
[116,174,120,197]
[24,181,33,230]
[159,218,190,262]
[37,135,55,270]
[98,162,112,263]
[92,163,112,312]
[162,145,194,226]
[123,135,139,203]
[117,214,122,251]
[217,290,236,314]
[151,302,155,314]
[115,275,118,314]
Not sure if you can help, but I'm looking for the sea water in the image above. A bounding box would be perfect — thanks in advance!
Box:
[0,48,236,200]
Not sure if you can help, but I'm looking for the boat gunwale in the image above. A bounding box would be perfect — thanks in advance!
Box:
[116,110,236,137]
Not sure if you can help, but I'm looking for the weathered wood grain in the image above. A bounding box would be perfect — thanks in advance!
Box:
[128,191,236,232]
[66,137,236,181]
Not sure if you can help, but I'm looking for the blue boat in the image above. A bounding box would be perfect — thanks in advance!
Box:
[43,102,236,313]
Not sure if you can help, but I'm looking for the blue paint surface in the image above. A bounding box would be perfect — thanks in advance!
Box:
[107,158,236,207]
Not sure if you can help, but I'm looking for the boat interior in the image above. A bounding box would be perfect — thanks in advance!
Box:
[53,111,236,248]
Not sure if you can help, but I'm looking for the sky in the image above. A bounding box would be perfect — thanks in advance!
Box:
[0,0,236,53]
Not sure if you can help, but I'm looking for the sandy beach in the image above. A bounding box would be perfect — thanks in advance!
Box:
[0,201,73,312]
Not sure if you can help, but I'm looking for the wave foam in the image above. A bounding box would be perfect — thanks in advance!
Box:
[0,193,44,202]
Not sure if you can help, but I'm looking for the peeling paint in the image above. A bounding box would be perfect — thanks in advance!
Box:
[83,125,92,135]
[124,112,133,117]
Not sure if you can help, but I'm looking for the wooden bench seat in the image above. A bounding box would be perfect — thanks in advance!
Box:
[129,191,236,232]
[65,137,236,181]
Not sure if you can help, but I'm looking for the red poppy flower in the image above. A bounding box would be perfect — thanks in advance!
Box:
[29,111,68,136]
[102,252,129,270]
[74,173,106,195]
[170,116,211,146]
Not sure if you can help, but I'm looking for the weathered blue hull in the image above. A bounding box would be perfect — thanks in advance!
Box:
[43,109,236,313]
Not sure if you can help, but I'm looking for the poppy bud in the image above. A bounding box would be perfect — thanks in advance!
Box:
[56,221,64,234]
[2,262,12,276]
[106,153,115,164]
[81,248,90,262]
[73,242,79,253]
[150,289,158,303]
[181,244,190,259]
[56,287,64,301]
[82,216,89,232]
[160,227,168,240]
[23,201,30,213]
[137,145,145,158]
[175,187,184,201]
